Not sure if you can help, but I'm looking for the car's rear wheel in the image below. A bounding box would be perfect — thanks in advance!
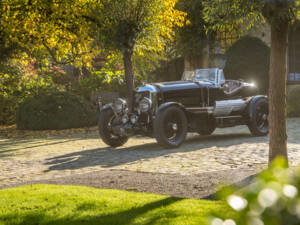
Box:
[99,108,128,147]
[247,98,269,136]
[154,106,187,148]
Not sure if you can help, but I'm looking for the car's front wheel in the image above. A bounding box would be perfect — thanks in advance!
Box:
[247,98,269,136]
[98,108,128,147]
[154,106,187,148]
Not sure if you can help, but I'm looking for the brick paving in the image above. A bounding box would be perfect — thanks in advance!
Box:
[0,118,299,187]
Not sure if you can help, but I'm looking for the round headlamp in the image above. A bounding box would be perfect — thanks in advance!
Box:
[122,114,129,124]
[139,97,152,113]
[113,98,127,113]
[130,114,138,124]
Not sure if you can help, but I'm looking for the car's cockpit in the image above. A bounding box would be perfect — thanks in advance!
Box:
[182,68,252,97]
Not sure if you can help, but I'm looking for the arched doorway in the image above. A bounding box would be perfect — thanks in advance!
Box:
[288,22,300,84]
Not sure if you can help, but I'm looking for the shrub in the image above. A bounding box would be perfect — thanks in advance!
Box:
[76,69,127,101]
[224,36,270,94]
[0,62,56,125]
[16,92,98,130]
[208,158,300,225]
[287,86,300,117]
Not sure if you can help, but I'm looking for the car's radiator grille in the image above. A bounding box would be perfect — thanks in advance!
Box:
[135,91,150,104]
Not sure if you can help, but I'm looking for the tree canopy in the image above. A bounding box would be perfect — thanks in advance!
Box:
[87,0,186,55]
[1,0,98,67]
[84,0,186,109]
[175,0,207,57]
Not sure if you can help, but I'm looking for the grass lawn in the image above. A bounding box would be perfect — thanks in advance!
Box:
[0,184,233,225]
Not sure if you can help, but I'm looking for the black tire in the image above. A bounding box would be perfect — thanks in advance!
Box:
[153,106,188,148]
[247,98,269,136]
[98,108,128,147]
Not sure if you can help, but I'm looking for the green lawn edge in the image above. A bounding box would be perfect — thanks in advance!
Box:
[0,184,233,225]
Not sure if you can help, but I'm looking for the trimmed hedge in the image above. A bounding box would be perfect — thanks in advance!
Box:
[16,92,98,130]
[287,86,300,117]
[224,36,270,94]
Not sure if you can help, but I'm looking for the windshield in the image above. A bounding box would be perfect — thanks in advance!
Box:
[182,68,219,84]
[182,71,195,81]
[194,69,217,82]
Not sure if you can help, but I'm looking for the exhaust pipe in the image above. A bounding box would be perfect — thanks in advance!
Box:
[213,99,246,117]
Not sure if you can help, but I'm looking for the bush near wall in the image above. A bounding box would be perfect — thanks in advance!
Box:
[0,63,55,125]
[287,86,300,117]
[16,92,98,130]
[76,69,128,101]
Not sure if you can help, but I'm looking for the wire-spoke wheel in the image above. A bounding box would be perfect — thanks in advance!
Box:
[248,98,269,136]
[99,108,128,147]
[154,106,187,148]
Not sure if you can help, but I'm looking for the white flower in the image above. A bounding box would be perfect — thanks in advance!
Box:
[211,217,223,225]
[223,219,236,225]
[283,185,298,198]
[258,188,278,208]
[227,195,248,211]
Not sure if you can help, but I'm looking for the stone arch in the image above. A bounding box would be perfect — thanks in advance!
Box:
[224,36,270,94]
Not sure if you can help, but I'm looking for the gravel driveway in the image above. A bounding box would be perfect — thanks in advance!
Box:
[0,118,299,197]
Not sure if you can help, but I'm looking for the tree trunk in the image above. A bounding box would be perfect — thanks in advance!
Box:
[268,20,289,164]
[123,50,135,112]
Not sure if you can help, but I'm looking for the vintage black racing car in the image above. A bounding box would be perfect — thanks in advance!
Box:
[98,68,268,148]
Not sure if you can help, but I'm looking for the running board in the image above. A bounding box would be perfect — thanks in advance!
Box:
[185,106,214,114]
[215,116,245,128]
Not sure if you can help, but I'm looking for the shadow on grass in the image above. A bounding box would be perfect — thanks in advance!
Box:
[0,197,183,225]
[44,132,266,172]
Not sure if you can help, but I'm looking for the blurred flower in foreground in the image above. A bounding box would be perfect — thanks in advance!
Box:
[208,157,300,225]
[227,195,248,211]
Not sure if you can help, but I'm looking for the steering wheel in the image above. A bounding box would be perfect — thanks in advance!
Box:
[221,80,242,94]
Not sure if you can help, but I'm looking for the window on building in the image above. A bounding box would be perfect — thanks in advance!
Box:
[288,21,300,84]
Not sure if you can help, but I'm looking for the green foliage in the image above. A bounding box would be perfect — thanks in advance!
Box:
[43,66,71,89]
[203,0,264,36]
[16,92,98,130]
[92,0,186,54]
[224,36,270,94]
[0,61,55,125]
[208,158,300,225]
[133,51,166,81]
[175,0,208,57]
[1,0,98,67]
[75,53,145,100]
[77,69,127,100]
[0,35,19,63]
[203,0,297,44]
[287,86,300,117]
[0,184,232,225]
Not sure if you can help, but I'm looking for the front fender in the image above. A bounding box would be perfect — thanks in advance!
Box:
[157,102,185,114]
[100,103,114,112]
[248,95,268,120]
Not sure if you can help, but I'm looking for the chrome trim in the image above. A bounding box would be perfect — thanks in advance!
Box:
[137,84,159,93]
[113,98,127,114]
[136,84,159,114]
[215,115,243,119]
[213,99,246,116]
[139,97,152,113]
[185,107,214,114]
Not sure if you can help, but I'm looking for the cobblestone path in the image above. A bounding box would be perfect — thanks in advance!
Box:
[0,118,299,187]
